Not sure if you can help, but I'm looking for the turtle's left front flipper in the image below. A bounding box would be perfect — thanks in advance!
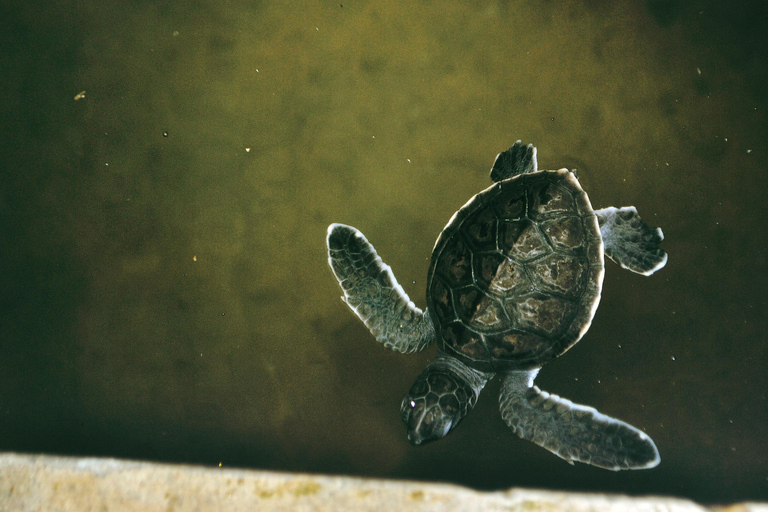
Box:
[595,206,667,276]
[327,223,435,353]
[499,371,660,471]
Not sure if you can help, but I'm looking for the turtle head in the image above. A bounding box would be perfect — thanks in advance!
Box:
[400,366,478,446]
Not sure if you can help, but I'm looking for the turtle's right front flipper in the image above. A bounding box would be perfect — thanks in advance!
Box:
[499,371,660,471]
[327,224,435,353]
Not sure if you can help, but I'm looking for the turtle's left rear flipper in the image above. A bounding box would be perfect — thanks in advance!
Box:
[326,224,435,353]
[595,206,667,276]
[499,371,660,471]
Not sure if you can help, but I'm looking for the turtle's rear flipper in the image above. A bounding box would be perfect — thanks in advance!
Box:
[595,206,667,276]
[499,371,660,471]
[327,224,435,353]
[490,141,538,182]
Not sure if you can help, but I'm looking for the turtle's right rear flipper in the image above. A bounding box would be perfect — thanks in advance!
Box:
[326,224,435,353]
[595,206,667,276]
[499,371,660,471]
[490,141,538,182]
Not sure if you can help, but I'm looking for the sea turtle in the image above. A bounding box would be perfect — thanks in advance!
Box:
[326,141,667,470]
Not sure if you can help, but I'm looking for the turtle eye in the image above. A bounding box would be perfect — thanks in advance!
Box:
[401,396,425,423]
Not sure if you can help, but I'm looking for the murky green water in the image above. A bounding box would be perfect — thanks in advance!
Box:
[1,0,766,503]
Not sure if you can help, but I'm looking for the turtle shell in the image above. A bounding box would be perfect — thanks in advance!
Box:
[426,169,604,372]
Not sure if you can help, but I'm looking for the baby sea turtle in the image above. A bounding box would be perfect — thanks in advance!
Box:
[326,141,667,470]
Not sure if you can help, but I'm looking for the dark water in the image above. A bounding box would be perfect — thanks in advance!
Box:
[1,0,766,504]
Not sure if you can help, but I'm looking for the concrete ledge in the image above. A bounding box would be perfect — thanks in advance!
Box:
[0,452,765,512]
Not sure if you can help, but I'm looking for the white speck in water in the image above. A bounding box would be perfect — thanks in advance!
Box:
[671,356,676,361]
[407,159,411,163]
[173,30,179,37]
[697,67,701,75]
[747,149,752,153]
[617,344,622,349]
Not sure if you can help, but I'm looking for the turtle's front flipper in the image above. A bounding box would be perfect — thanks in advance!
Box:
[499,370,660,471]
[595,206,667,276]
[327,224,435,353]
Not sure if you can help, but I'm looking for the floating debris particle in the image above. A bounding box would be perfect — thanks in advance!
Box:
[74,91,86,101]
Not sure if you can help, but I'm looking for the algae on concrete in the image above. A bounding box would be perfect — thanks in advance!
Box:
[2,453,766,512]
